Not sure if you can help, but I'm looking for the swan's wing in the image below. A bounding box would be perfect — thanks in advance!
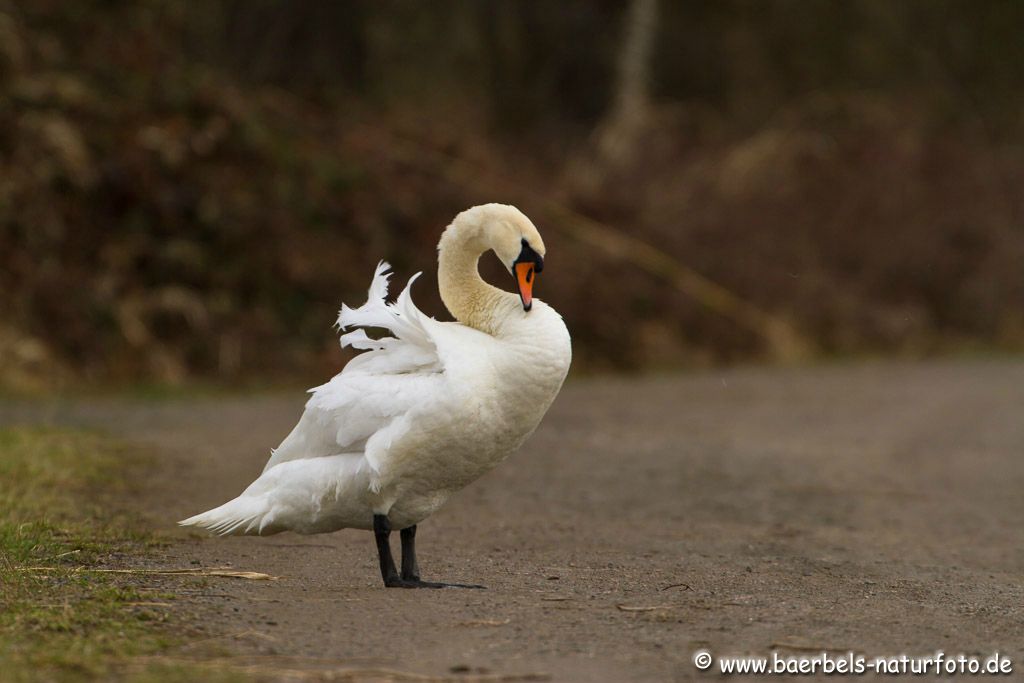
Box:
[334,262,442,376]
[262,262,446,478]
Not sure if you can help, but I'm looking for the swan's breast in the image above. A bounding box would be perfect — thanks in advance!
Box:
[375,304,570,511]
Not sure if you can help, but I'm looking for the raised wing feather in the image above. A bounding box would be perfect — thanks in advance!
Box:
[262,262,445,475]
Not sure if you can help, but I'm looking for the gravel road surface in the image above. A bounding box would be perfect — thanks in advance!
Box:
[3,360,1022,681]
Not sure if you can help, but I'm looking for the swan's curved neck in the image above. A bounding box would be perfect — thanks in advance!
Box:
[437,220,514,335]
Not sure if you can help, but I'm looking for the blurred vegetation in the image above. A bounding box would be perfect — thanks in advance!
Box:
[1,1,1023,388]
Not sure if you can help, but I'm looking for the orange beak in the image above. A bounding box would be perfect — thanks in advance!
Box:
[515,261,536,311]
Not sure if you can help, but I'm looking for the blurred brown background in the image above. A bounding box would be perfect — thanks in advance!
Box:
[2,0,1022,389]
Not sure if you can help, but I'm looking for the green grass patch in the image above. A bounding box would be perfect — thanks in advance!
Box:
[0,427,243,682]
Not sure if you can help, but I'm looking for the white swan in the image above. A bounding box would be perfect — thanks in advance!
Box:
[180,203,572,587]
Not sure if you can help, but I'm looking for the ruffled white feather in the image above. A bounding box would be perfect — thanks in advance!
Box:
[336,262,440,374]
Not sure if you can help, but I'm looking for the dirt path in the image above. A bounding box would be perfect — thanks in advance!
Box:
[3,360,1023,681]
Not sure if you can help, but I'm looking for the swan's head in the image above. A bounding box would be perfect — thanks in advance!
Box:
[480,205,546,311]
[441,203,548,314]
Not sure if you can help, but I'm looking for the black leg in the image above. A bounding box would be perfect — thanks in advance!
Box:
[373,514,402,587]
[400,525,420,581]
[371,514,484,589]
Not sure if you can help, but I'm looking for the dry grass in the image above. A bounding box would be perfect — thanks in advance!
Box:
[0,427,243,682]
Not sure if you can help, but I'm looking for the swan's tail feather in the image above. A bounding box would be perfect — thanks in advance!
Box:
[178,495,276,536]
